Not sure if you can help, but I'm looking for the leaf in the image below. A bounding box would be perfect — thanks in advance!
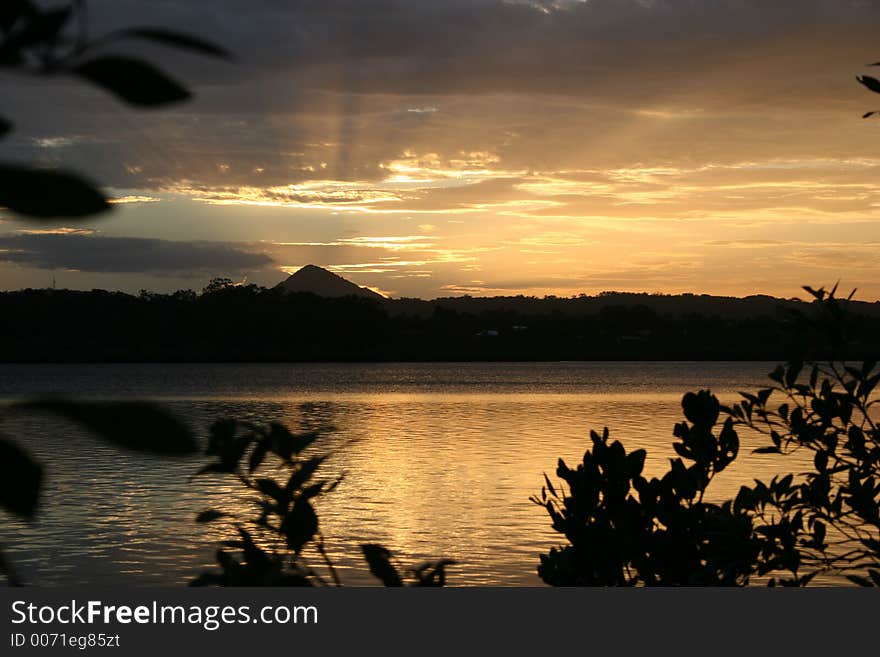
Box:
[301,480,328,500]
[248,442,268,473]
[195,510,225,523]
[281,499,318,553]
[73,56,191,107]
[626,449,646,477]
[118,28,231,59]
[361,544,403,587]
[813,521,826,546]
[268,424,320,459]
[846,574,873,587]
[753,446,782,455]
[734,485,754,512]
[768,365,785,384]
[0,164,110,218]
[543,473,557,497]
[0,437,42,518]
[256,478,288,505]
[716,419,739,472]
[13,399,197,454]
[802,285,822,299]
[412,559,456,587]
[681,390,720,427]
[285,456,326,494]
[859,75,880,94]
[862,538,880,553]
[237,527,270,568]
[785,361,803,388]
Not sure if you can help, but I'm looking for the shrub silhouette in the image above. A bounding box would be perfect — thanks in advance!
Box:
[532,393,774,585]
[191,419,454,587]
[534,285,880,586]
[724,286,880,586]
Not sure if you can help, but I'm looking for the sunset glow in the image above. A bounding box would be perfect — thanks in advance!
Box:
[3,0,880,299]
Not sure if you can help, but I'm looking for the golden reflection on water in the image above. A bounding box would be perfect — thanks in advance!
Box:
[0,362,821,586]
[286,392,811,585]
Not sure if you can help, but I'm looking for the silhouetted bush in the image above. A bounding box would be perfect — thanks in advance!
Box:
[724,286,880,586]
[534,286,880,586]
[532,393,779,585]
[191,419,454,586]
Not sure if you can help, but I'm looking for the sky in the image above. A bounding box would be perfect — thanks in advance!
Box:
[3,0,880,299]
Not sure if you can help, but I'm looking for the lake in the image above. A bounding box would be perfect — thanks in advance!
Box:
[0,361,810,586]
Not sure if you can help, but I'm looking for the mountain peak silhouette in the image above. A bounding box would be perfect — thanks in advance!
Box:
[275,264,386,300]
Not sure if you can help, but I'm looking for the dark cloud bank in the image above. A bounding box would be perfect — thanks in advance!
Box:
[4,0,880,190]
[0,232,272,275]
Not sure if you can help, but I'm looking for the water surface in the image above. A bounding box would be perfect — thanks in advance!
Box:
[0,362,805,586]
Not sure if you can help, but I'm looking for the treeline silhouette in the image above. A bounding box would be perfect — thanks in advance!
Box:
[3,284,880,362]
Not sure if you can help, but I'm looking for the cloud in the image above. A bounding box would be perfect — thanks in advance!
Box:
[0,232,273,275]
[4,0,880,191]
[3,1,880,299]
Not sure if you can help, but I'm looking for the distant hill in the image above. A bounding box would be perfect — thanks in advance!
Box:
[275,264,385,300]
[389,291,880,320]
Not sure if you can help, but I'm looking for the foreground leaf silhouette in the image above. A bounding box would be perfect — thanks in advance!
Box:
[0,0,228,218]
[10,399,198,455]
[73,56,191,106]
[0,399,197,584]
[0,165,110,218]
[0,437,42,518]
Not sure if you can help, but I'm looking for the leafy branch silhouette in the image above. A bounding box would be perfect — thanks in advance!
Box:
[191,419,455,587]
[0,0,229,218]
[857,62,880,118]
